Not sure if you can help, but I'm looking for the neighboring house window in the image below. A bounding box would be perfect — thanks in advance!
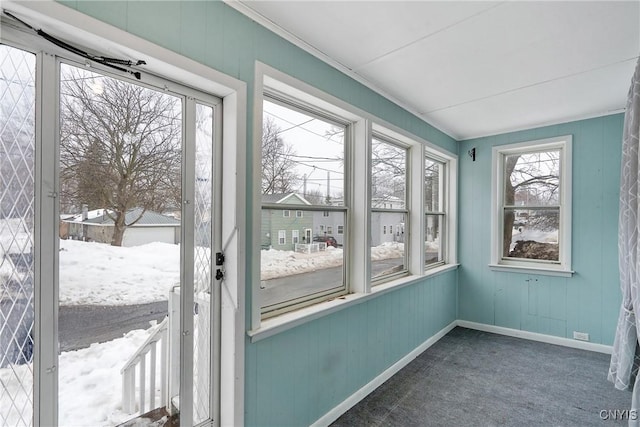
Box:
[371,136,408,282]
[490,136,572,275]
[278,230,286,245]
[260,94,348,317]
[327,226,333,234]
[337,225,344,234]
[283,210,290,217]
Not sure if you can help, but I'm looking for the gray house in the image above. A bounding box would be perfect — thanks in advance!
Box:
[261,193,313,251]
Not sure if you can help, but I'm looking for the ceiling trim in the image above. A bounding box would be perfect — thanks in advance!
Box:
[458,108,625,142]
[224,0,457,140]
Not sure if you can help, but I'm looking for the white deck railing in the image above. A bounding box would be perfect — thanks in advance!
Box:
[120,317,168,415]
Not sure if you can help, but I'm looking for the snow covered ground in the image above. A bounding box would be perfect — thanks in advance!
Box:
[0,325,159,426]
[58,238,404,305]
[59,239,180,306]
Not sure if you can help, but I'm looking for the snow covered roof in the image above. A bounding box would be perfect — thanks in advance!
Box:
[63,207,180,227]
[262,193,311,205]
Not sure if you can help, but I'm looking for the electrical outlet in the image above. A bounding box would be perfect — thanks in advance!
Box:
[573,331,589,341]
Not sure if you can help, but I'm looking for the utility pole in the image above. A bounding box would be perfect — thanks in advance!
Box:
[303,173,307,197]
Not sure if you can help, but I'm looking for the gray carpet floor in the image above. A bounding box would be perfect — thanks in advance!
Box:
[332,327,631,426]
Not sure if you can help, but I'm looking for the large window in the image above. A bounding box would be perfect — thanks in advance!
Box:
[260,96,347,316]
[253,65,458,325]
[371,136,408,282]
[491,136,572,275]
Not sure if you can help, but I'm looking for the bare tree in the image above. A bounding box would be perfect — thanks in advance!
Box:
[371,140,406,207]
[261,117,300,194]
[503,151,559,257]
[59,66,181,246]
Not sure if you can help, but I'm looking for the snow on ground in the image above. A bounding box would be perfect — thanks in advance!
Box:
[0,325,159,427]
[260,242,404,280]
[58,239,180,306]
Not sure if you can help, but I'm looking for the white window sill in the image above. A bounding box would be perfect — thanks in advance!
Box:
[488,263,574,277]
[248,263,459,342]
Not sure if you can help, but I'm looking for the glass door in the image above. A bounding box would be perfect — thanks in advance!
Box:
[56,61,219,426]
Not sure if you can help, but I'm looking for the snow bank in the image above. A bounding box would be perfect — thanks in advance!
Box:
[59,239,180,306]
[0,325,158,427]
[260,242,404,280]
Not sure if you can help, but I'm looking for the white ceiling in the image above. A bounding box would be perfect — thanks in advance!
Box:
[231,1,640,140]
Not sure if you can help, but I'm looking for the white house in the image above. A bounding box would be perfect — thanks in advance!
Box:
[62,207,180,247]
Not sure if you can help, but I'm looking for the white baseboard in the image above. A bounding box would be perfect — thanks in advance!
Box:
[310,320,457,427]
[312,319,612,427]
[456,320,613,355]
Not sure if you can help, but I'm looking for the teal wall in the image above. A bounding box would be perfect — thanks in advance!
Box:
[57,1,460,425]
[458,114,624,346]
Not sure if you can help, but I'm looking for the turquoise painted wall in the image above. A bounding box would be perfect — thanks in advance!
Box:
[56,1,460,425]
[458,114,624,346]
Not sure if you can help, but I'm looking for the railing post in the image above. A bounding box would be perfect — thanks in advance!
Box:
[150,342,157,409]
[160,327,167,407]
[139,354,146,414]
[168,287,181,414]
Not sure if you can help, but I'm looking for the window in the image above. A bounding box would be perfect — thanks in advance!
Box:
[254,64,458,327]
[283,210,290,217]
[491,136,572,275]
[260,95,348,317]
[371,136,408,282]
[425,156,445,267]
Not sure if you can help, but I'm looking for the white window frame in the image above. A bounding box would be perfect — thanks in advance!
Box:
[490,136,573,276]
[337,225,344,234]
[296,210,303,218]
[283,210,290,217]
[424,154,447,269]
[250,63,458,339]
[278,230,286,245]
[292,229,299,244]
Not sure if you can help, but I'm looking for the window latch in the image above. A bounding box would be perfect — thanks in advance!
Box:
[216,269,224,281]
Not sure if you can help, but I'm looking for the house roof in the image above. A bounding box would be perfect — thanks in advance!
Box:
[262,193,311,205]
[65,207,180,227]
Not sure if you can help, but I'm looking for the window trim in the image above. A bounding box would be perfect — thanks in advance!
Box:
[490,135,573,276]
[252,62,458,332]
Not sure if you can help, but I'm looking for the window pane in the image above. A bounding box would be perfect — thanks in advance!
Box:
[504,150,559,207]
[425,215,443,266]
[372,139,406,207]
[262,100,345,205]
[0,44,36,427]
[371,212,406,280]
[261,209,345,311]
[58,63,182,425]
[193,103,213,424]
[504,208,559,261]
[425,158,442,212]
